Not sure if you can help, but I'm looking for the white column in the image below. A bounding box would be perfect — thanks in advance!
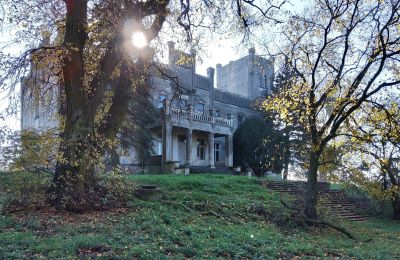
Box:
[208,132,215,168]
[224,135,233,167]
[162,123,173,162]
[186,128,192,166]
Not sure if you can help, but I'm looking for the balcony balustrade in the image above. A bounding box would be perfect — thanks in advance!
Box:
[167,106,233,127]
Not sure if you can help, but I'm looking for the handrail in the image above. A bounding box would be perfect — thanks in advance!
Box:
[168,107,232,127]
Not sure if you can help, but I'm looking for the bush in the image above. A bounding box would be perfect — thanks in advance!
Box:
[233,117,284,176]
[97,169,137,204]
[0,129,60,173]
[0,171,51,213]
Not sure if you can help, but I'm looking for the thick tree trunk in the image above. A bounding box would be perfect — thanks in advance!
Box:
[49,0,166,211]
[283,158,289,180]
[304,149,321,219]
[50,0,97,211]
[393,196,400,220]
[52,110,97,211]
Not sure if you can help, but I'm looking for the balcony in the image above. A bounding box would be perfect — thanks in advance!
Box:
[167,107,233,127]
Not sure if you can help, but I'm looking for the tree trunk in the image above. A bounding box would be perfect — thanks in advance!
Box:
[52,110,97,211]
[50,0,97,211]
[283,127,290,180]
[393,196,400,220]
[304,149,321,219]
[49,0,165,211]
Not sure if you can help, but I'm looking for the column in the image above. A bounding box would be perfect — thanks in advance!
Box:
[162,123,173,162]
[186,128,192,166]
[224,135,233,167]
[208,132,215,168]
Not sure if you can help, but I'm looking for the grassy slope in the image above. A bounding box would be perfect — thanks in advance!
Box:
[0,173,400,259]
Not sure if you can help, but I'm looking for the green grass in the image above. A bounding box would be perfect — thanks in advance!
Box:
[1,173,400,258]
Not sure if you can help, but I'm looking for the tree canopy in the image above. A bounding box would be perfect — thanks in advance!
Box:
[262,0,400,219]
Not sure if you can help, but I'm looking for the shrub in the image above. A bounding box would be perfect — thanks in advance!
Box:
[0,129,60,173]
[233,117,284,176]
[0,171,51,213]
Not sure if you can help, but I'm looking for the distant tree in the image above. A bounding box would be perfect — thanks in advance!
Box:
[339,100,400,220]
[262,0,400,219]
[119,76,158,170]
[273,60,308,179]
[233,117,284,176]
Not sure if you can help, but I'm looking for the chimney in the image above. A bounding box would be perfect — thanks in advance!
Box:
[167,41,175,50]
[249,47,255,55]
[167,41,176,65]
[189,48,196,71]
[216,63,222,89]
[207,67,215,110]
[207,67,215,87]
[248,47,256,99]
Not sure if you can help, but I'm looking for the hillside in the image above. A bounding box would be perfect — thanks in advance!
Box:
[1,173,400,258]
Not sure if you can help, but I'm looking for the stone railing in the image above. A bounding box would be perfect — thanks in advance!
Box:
[214,117,232,126]
[169,107,232,127]
[191,111,212,122]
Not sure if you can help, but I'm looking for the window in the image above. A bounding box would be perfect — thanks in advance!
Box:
[171,98,188,109]
[157,94,167,108]
[214,143,220,162]
[214,110,221,117]
[238,114,244,125]
[151,132,162,155]
[152,139,162,155]
[197,139,205,160]
[195,103,205,113]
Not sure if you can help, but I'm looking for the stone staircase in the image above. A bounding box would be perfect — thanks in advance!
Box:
[189,166,233,174]
[261,180,369,222]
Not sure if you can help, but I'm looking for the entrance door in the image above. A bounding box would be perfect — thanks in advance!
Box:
[178,135,186,165]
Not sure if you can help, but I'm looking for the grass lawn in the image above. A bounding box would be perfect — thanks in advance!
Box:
[1,173,400,259]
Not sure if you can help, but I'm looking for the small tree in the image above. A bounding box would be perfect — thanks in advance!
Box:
[233,117,284,176]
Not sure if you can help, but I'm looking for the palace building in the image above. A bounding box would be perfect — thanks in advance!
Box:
[21,42,274,173]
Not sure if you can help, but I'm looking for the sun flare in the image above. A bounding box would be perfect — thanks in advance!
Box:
[131,32,147,48]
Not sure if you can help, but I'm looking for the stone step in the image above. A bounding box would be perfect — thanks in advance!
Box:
[343,217,368,221]
[268,190,301,194]
[261,180,369,222]
[322,203,356,206]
